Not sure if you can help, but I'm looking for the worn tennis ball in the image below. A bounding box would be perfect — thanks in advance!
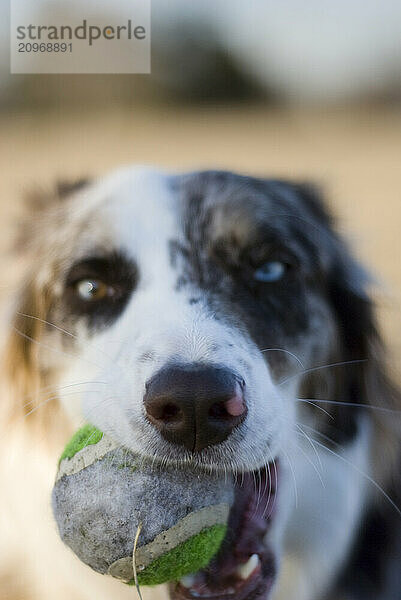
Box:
[52,425,233,586]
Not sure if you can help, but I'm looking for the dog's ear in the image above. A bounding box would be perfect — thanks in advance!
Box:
[300,229,400,488]
[15,178,90,252]
[24,178,89,214]
[3,278,52,426]
[291,184,400,483]
[2,277,69,445]
[327,249,401,480]
[2,180,89,431]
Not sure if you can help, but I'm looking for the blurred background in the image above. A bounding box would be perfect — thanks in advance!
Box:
[0,0,400,366]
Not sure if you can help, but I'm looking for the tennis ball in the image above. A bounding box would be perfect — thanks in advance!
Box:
[52,425,233,586]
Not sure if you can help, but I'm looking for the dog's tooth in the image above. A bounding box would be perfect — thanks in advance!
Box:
[236,554,260,580]
[180,574,196,588]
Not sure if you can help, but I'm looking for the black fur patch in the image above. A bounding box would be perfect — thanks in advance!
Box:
[173,171,325,344]
[171,171,380,445]
[333,469,401,599]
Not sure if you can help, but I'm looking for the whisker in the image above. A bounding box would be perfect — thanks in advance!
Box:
[293,428,325,490]
[17,312,78,340]
[12,326,102,369]
[24,395,60,417]
[279,359,368,386]
[295,423,323,472]
[24,388,103,418]
[16,312,121,368]
[297,398,401,415]
[296,399,334,419]
[260,461,271,518]
[262,448,277,519]
[11,380,93,409]
[260,347,304,369]
[298,422,343,449]
[304,432,401,517]
[254,468,262,514]
[22,380,108,409]
[280,445,298,508]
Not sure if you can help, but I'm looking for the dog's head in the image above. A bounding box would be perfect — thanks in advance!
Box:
[6,167,398,599]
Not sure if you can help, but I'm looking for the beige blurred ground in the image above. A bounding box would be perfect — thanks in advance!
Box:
[0,104,400,369]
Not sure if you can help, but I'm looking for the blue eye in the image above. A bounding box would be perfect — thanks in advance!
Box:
[254,261,286,282]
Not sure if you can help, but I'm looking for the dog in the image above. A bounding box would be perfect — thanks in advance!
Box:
[1,167,400,600]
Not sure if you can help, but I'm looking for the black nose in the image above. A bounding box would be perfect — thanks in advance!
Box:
[144,364,247,452]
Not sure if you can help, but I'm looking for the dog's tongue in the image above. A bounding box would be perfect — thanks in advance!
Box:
[171,467,278,600]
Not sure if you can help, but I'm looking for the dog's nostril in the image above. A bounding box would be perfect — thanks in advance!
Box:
[160,403,181,422]
[146,400,182,424]
[209,400,229,419]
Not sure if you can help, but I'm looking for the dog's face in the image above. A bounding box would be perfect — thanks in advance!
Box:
[13,167,383,600]
[37,169,338,468]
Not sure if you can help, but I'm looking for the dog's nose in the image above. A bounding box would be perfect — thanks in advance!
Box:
[144,364,247,452]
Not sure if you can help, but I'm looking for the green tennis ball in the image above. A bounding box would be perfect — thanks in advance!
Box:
[52,426,233,586]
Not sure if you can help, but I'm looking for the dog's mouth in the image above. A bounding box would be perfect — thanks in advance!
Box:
[170,463,278,600]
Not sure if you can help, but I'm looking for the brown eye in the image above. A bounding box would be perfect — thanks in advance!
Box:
[75,279,112,301]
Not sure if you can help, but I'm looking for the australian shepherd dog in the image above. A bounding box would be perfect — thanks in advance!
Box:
[1,168,400,600]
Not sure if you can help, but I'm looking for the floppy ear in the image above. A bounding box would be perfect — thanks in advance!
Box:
[324,256,401,599]
[2,274,75,450]
[2,283,72,452]
[291,183,400,481]
[15,178,90,252]
[3,279,53,426]
[327,253,401,479]
[300,232,400,485]
[2,180,89,433]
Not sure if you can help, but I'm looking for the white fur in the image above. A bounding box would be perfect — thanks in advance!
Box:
[272,418,371,600]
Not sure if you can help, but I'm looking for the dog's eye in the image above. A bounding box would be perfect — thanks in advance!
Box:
[253,261,287,282]
[75,279,113,301]
[64,254,137,324]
